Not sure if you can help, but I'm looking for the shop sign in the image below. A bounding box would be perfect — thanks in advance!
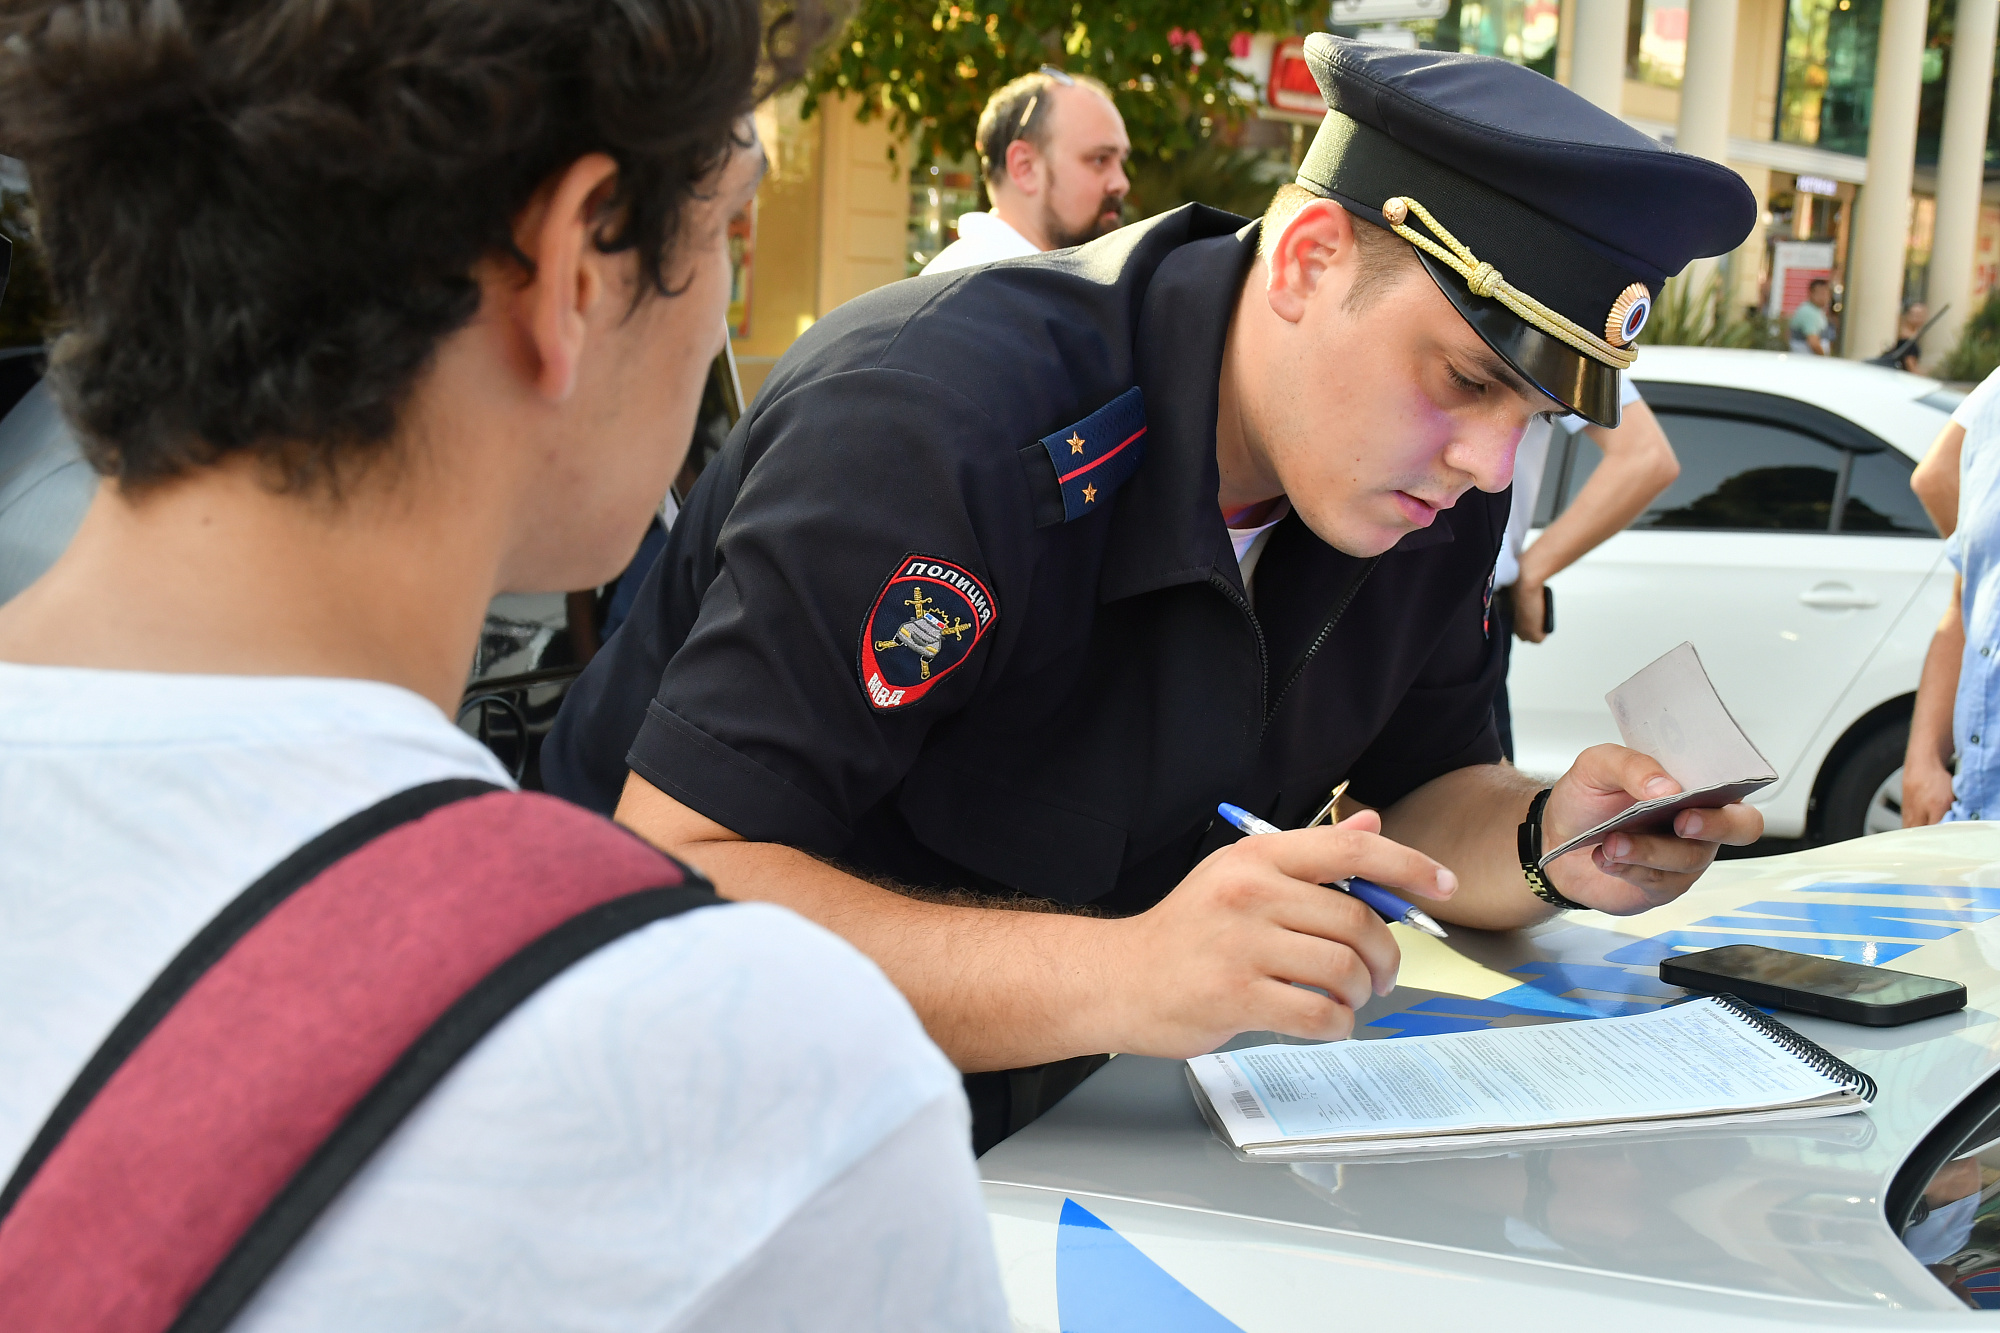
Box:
[1796,174,1840,197]
[1330,0,1450,21]
[1267,35,1325,116]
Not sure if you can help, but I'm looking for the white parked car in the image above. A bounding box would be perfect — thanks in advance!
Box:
[1510,347,1959,844]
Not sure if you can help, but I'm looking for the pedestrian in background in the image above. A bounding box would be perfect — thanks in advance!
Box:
[1491,380,1679,759]
[1904,365,2000,826]
[921,66,1129,275]
[1790,278,1834,355]
[1893,302,1929,373]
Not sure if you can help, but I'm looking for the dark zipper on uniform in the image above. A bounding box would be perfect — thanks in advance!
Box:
[1262,556,1379,734]
[1206,569,1268,722]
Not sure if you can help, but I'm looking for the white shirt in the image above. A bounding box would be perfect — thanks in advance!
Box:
[921,212,1040,276]
[1494,377,1645,589]
[1953,365,2000,428]
[1227,499,1291,602]
[0,664,1008,1333]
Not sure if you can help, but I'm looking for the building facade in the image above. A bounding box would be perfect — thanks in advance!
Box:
[731,3,1996,379]
[1559,0,2000,364]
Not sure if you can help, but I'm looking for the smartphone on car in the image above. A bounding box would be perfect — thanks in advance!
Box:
[1660,944,1965,1026]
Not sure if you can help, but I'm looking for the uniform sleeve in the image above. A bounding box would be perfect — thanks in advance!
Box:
[1344,553,1507,810]
[626,368,1031,854]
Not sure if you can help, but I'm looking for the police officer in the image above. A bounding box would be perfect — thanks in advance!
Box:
[545,36,1764,1150]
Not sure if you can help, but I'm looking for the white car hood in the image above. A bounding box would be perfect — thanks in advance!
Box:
[982,824,2000,1329]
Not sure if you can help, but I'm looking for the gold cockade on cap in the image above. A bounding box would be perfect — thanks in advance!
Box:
[1604,283,1652,348]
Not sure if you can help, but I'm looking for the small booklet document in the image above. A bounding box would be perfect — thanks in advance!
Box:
[1538,641,1778,871]
[1188,996,1874,1160]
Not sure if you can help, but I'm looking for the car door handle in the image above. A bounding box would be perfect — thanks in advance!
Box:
[1799,583,1880,610]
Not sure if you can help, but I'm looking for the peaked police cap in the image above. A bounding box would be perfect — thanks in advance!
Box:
[1295,35,1757,425]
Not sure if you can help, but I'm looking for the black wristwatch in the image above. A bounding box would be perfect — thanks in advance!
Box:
[1519,787,1590,912]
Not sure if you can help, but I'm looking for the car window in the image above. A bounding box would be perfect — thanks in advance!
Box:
[1921,387,1967,416]
[1891,1070,2000,1308]
[1531,424,1576,528]
[1564,412,1842,532]
[1842,447,1938,536]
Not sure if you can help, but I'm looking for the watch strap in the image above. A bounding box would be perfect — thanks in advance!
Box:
[1518,786,1590,912]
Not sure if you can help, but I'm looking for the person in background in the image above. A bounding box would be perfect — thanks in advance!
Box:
[920,65,1129,276]
[1790,278,1834,355]
[1894,302,1929,373]
[1490,379,1679,759]
[1903,364,2000,827]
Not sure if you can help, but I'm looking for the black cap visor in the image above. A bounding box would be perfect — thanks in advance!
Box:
[1414,249,1622,428]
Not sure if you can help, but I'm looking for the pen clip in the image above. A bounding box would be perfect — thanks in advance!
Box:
[1306,780,1350,829]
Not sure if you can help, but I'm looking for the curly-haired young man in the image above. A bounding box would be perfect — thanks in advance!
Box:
[0,2,1007,1329]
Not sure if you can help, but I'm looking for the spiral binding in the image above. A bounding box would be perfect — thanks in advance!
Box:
[1703,993,1878,1104]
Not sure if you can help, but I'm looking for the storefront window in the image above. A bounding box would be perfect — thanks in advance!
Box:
[1763,174,1849,349]
[1916,6,1996,169]
[1778,0,1973,164]
[1627,0,1688,88]
[907,159,983,277]
[1776,0,1882,157]
[1400,0,1560,74]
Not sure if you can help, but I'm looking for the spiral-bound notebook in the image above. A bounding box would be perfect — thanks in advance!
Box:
[1188,995,1875,1160]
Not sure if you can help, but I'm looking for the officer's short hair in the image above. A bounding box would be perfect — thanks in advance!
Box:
[1262,182,1417,312]
[0,0,837,495]
[977,68,1117,187]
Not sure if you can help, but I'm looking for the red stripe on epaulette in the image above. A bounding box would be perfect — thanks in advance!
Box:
[0,790,705,1333]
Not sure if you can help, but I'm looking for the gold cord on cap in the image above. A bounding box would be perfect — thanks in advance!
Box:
[1379,196,1639,371]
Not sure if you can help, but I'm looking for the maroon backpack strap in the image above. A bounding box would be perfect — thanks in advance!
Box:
[0,779,721,1333]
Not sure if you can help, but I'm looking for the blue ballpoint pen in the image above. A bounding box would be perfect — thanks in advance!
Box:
[1216,802,1449,939]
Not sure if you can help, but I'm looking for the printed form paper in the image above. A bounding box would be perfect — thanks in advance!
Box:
[1190,999,1854,1156]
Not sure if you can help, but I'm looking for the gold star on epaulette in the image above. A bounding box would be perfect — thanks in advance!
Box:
[1068,433,1086,455]
[1082,482,1098,504]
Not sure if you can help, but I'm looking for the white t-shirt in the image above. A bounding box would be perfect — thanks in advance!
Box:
[920,212,1040,276]
[0,664,1008,1333]
[1227,499,1291,602]
[1494,376,1645,589]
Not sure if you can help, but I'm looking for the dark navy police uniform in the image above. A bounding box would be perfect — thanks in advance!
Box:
[543,36,1756,1150]
[545,207,1508,1146]
[548,207,1506,903]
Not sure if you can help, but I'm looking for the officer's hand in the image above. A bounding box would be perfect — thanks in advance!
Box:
[1103,810,1456,1059]
[1541,744,1762,915]
[1510,579,1548,643]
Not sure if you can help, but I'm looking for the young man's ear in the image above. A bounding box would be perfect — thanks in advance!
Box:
[1265,198,1358,325]
[510,152,621,403]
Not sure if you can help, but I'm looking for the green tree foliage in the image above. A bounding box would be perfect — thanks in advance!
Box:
[1123,125,1291,220]
[1638,272,1786,351]
[805,1,1317,167]
[1941,288,2000,384]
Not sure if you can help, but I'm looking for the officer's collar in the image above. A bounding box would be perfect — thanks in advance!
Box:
[1100,222,1456,605]
[1099,223,1259,604]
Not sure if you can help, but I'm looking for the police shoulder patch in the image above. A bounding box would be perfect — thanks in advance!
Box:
[1034,387,1147,523]
[858,554,998,711]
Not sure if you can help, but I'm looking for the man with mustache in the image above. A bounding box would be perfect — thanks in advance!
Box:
[546,36,1767,1152]
[922,65,1129,275]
